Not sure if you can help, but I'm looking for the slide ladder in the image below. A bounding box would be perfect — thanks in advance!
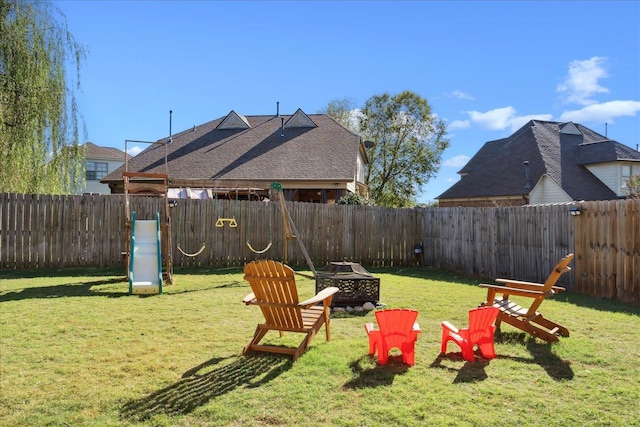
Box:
[129,211,163,295]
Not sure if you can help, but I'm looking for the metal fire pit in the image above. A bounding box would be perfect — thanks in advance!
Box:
[315,261,380,306]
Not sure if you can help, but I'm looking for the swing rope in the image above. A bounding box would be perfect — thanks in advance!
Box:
[246,240,272,254]
[176,197,206,257]
[246,193,273,254]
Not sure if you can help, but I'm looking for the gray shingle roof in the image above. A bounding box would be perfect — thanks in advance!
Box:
[84,142,129,161]
[438,120,640,201]
[102,112,361,183]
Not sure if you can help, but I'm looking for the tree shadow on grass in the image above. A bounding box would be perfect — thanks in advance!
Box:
[343,355,410,389]
[0,277,130,302]
[120,354,291,422]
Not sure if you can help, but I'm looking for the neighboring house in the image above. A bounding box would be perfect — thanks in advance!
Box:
[102,108,369,203]
[437,120,640,207]
[79,142,129,195]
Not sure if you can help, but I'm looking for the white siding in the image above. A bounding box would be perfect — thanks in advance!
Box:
[80,159,124,194]
[586,161,640,197]
[529,175,572,204]
[356,152,365,183]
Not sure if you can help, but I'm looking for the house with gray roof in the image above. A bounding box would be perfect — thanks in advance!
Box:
[80,142,130,195]
[437,120,640,207]
[102,108,369,203]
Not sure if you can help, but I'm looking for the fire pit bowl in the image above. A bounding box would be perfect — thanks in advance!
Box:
[315,261,380,307]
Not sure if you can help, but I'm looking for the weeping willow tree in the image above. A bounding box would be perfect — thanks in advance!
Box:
[0,0,86,194]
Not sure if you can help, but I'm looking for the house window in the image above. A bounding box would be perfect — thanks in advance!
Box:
[86,161,108,181]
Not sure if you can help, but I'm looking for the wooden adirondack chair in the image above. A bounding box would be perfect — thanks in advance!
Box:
[441,306,500,362]
[479,253,574,342]
[365,309,421,366]
[242,260,339,361]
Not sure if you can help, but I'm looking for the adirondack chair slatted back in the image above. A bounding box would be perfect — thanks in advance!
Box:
[244,259,304,330]
[527,253,573,314]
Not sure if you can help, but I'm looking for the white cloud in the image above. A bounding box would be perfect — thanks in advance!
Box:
[443,155,470,168]
[446,177,458,183]
[557,57,609,106]
[559,100,640,124]
[127,146,143,156]
[468,106,517,130]
[448,90,475,101]
[466,107,553,132]
[448,119,470,130]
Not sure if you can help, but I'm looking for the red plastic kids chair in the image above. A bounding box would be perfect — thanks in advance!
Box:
[365,308,421,366]
[441,306,500,362]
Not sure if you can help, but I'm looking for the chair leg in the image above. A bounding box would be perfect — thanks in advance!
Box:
[377,344,390,365]
[460,343,475,362]
[531,315,570,337]
[477,341,497,359]
[243,326,269,355]
[402,343,416,366]
[500,315,560,342]
[440,330,449,354]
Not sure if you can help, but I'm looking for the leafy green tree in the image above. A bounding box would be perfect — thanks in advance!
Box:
[1,0,86,194]
[624,175,640,199]
[324,91,449,207]
[319,97,359,130]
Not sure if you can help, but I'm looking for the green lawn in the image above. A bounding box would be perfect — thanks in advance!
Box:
[1,265,639,426]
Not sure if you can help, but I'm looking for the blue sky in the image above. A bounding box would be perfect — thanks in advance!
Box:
[55,1,640,203]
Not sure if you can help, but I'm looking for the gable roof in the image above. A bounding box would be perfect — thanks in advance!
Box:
[102,111,362,184]
[438,120,640,201]
[83,142,129,161]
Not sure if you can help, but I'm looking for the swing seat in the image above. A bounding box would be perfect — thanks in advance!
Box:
[177,243,206,257]
[246,241,273,254]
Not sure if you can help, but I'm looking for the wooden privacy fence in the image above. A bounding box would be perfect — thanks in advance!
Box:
[1,193,638,304]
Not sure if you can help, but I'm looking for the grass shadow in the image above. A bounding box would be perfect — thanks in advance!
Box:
[430,353,491,383]
[495,331,574,380]
[368,266,482,287]
[121,353,292,421]
[343,355,410,389]
[431,331,574,382]
[554,292,640,316]
[0,277,130,302]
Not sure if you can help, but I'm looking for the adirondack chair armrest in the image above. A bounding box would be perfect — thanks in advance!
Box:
[299,286,339,308]
[441,321,459,334]
[480,283,545,298]
[496,278,543,288]
[495,278,566,292]
[243,292,256,305]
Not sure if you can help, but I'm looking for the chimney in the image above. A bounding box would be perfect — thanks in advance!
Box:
[276,101,280,117]
[524,161,531,189]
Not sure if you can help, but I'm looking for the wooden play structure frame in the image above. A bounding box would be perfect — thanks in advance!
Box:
[122,139,173,285]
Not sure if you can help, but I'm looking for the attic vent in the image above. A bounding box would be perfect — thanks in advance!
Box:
[560,122,581,135]
[216,110,250,130]
[284,108,317,128]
